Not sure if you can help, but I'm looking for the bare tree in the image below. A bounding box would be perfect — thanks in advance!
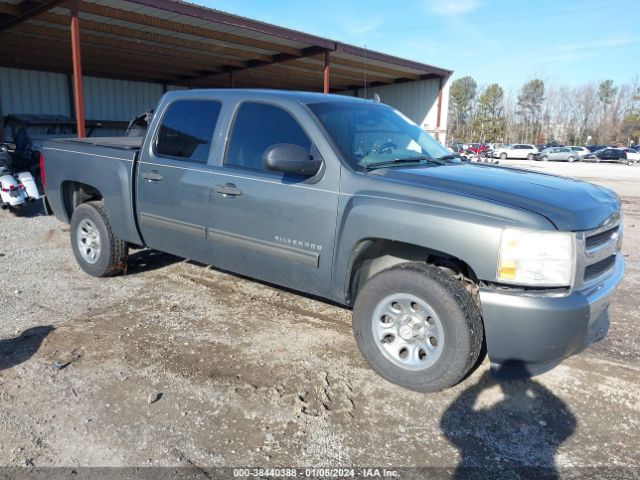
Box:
[445,76,640,146]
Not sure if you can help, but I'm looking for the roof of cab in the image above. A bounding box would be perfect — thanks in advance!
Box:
[165,88,373,105]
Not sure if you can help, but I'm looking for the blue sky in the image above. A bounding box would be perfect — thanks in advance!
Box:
[200,0,640,89]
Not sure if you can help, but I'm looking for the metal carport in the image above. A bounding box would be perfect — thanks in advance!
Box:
[0,0,451,139]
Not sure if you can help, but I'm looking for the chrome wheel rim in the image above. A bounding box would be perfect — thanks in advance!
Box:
[77,218,101,264]
[371,293,445,371]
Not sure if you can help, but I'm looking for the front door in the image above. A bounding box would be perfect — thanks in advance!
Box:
[208,102,339,298]
[136,99,222,262]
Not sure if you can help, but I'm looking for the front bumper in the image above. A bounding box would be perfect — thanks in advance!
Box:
[479,254,623,378]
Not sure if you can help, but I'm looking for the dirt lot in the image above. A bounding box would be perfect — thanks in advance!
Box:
[0,161,639,475]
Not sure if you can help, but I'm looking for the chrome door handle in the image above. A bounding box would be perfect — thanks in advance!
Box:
[214,183,242,197]
[142,170,163,182]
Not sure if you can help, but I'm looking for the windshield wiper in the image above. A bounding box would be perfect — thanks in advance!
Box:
[363,156,435,172]
[433,154,462,162]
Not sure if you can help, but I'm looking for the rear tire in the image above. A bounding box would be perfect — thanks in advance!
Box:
[527,153,534,160]
[352,263,484,392]
[70,201,128,277]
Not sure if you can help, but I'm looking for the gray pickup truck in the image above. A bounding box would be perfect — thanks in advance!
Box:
[42,90,624,392]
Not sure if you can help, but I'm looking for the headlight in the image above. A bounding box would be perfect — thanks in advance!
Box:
[497,228,575,287]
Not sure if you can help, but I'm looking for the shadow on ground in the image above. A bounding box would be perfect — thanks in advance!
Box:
[6,199,48,218]
[0,325,54,371]
[441,367,576,480]
[126,249,181,275]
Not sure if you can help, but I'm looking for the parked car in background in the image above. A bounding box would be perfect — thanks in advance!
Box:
[492,144,538,160]
[467,143,489,154]
[568,146,590,158]
[621,148,640,163]
[448,142,464,153]
[586,144,610,153]
[582,148,632,164]
[536,147,580,162]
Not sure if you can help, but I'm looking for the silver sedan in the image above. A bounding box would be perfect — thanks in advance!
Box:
[537,147,580,162]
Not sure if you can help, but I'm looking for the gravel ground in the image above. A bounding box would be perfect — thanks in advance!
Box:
[0,161,639,475]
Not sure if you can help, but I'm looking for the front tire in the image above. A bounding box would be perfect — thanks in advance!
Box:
[70,201,128,277]
[352,263,484,392]
[542,155,549,162]
[567,156,575,163]
[500,153,507,160]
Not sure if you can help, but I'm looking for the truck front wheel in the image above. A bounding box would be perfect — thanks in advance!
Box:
[70,201,128,277]
[352,263,483,392]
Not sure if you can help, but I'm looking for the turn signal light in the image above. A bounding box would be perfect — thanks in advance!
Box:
[498,261,517,279]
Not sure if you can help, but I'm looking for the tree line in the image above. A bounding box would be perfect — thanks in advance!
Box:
[447,76,640,146]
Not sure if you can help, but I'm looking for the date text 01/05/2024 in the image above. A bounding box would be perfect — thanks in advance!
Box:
[232,467,399,477]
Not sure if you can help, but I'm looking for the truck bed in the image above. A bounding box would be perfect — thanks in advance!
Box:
[54,136,143,150]
[43,136,143,247]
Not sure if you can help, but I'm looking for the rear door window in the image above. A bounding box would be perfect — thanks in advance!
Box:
[155,99,222,163]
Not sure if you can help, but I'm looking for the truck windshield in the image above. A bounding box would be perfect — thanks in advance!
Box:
[308,101,449,171]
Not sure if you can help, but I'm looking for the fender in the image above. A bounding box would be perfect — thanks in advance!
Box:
[331,192,551,304]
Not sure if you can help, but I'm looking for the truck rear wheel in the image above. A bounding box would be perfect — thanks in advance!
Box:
[352,263,483,392]
[70,201,127,277]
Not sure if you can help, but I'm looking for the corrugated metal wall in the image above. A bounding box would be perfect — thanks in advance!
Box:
[0,67,70,116]
[0,66,167,121]
[83,76,163,120]
[342,77,450,144]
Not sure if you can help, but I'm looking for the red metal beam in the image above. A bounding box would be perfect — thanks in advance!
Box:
[70,0,86,138]
[200,45,331,82]
[323,51,330,94]
[337,44,452,78]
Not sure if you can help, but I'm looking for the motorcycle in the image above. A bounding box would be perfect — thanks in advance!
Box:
[0,145,40,212]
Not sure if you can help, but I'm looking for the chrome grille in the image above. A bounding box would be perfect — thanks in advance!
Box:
[575,219,622,289]
[584,255,616,282]
[585,226,619,250]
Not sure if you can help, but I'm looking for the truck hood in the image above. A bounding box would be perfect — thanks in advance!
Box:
[375,163,620,231]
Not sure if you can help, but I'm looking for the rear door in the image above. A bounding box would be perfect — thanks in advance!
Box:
[513,145,524,158]
[208,101,339,298]
[136,99,222,262]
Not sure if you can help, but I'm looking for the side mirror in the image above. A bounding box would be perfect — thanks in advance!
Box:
[263,143,322,177]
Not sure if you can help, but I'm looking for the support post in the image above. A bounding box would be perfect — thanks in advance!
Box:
[229,70,235,88]
[435,76,443,141]
[323,51,330,94]
[70,0,86,138]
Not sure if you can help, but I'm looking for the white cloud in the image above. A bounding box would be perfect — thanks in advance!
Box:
[343,18,385,36]
[426,0,481,16]
[557,35,640,52]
